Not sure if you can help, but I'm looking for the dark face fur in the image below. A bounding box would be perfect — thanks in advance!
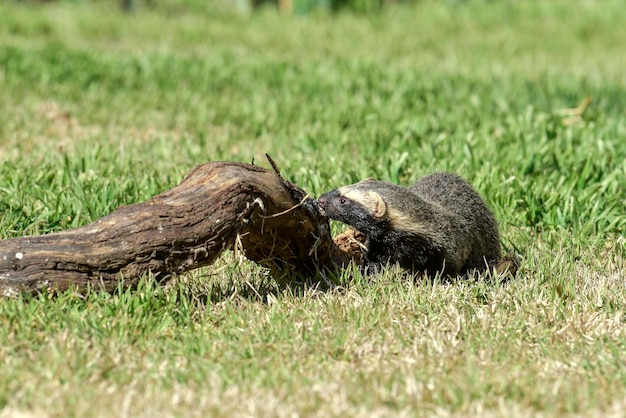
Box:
[316,187,388,239]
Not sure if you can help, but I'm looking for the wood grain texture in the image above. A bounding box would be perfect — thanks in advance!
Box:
[0,161,342,296]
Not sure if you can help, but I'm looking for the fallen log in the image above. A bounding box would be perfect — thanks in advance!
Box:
[0,161,352,297]
[0,160,518,297]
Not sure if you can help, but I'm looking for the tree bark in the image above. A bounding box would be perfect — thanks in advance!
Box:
[0,161,347,296]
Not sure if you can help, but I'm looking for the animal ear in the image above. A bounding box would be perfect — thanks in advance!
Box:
[367,191,386,218]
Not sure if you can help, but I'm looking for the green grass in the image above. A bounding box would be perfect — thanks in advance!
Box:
[1,0,625,416]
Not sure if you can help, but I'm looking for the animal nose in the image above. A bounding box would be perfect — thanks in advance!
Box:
[317,197,326,205]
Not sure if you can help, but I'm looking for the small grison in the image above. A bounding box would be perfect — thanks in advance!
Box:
[317,172,501,277]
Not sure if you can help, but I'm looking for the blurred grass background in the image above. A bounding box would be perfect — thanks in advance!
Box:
[1,1,625,417]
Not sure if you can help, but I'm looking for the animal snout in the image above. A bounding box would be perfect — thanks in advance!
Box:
[316,197,328,217]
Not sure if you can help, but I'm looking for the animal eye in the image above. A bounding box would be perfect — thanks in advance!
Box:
[340,198,346,205]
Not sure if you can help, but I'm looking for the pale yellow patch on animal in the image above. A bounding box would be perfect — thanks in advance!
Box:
[339,189,388,219]
[367,191,386,218]
[386,206,423,232]
[337,184,424,232]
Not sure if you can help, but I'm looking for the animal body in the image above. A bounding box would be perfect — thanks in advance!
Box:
[316,173,501,277]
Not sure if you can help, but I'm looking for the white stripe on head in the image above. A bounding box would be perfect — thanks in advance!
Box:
[337,188,386,219]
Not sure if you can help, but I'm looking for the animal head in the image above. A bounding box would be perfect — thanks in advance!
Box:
[317,179,411,237]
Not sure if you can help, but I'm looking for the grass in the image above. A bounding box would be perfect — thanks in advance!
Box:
[1,0,625,416]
